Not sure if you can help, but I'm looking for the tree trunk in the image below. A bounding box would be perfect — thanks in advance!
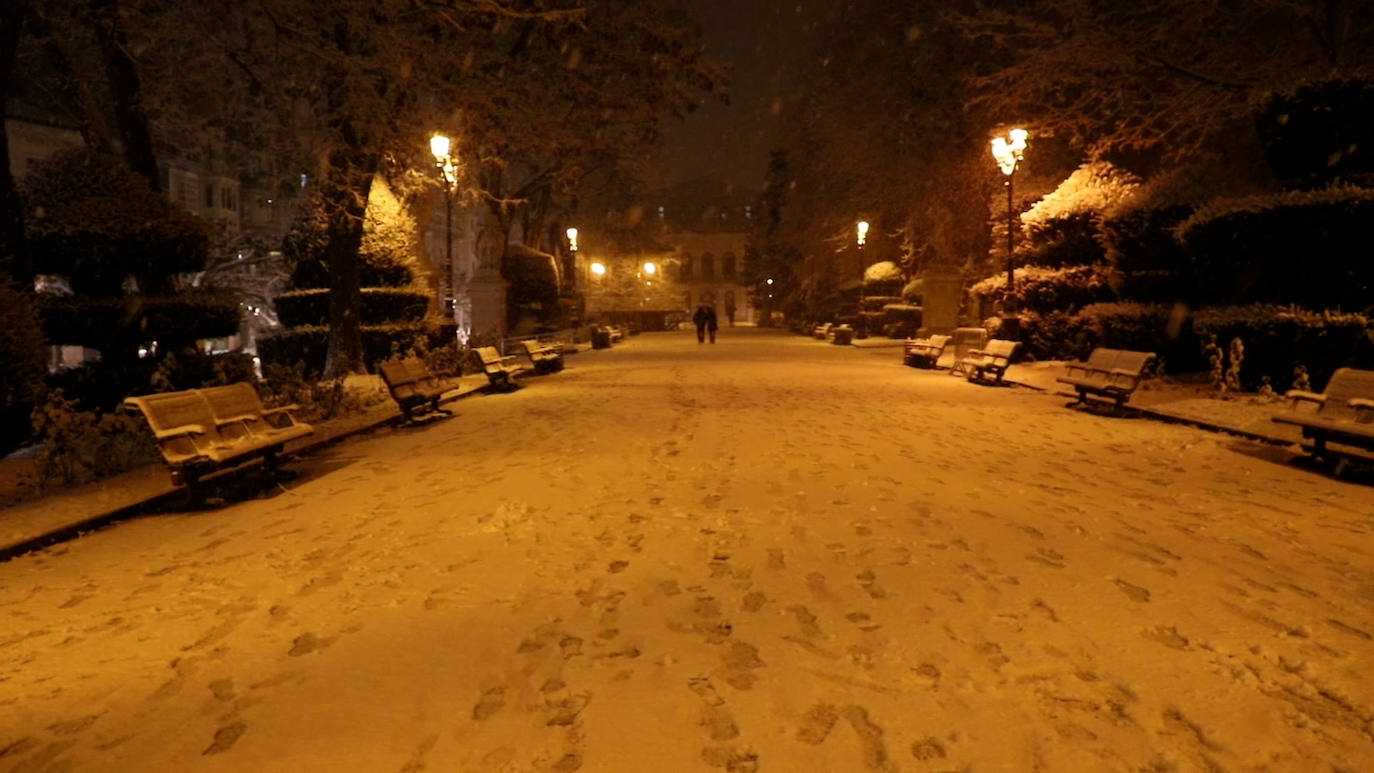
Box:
[320,145,376,378]
[0,4,30,282]
[89,0,161,192]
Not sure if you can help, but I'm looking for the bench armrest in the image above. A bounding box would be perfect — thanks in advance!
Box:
[1284,389,1326,407]
[1350,397,1374,419]
[1109,367,1143,378]
[152,422,209,441]
[213,412,259,427]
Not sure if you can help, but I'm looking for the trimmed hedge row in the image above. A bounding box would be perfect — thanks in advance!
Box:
[1012,302,1374,391]
[970,264,1116,317]
[38,292,242,348]
[1192,306,1374,391]
[256,320,459,377]
[274,287,430,327]
[1178,187,1374,308]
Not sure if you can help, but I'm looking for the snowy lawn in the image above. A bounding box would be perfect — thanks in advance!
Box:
[1,327,1372,771]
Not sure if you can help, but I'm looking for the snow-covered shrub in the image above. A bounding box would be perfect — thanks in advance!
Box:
[1017,310,1097,362]
[879,303,922,338]
[1192,305,1374,391]
[862,261,903,297]
[148,349,258,395]
[23,390,156,495]
[22,149,214,296]
[1019,163,1141,269]
[0,279,47,455]
[968,264,1115,317]
[21,149,236,406]
[900,278,923,304]
[1178,186,1374,309]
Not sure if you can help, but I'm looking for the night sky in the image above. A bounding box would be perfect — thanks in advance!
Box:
[659,1,810,193]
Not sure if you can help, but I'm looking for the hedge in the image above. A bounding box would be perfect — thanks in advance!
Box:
[274,287,431,327]
[1177,187,1374,309]
[969,264,1116,316]
[1097,205,1193,302]
[38,292,242,349]
[256,320,460,377]
[1192,305,1374,391]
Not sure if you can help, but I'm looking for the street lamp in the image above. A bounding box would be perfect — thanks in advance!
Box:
[430,133,458,312]
[566,227,579,254]
[990,128,1028,315]
[855,220,869,328]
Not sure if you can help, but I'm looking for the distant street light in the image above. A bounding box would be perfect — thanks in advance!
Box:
[589,261,606,276]
[855,220,870,327]
[566,227,579,253]
[430,133,458,312]
[990,128,1028,315]
[642,261,657,275]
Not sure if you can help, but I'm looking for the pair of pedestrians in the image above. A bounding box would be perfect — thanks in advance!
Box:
[692,305,718,343]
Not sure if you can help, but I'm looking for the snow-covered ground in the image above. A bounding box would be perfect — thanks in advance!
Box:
[2,327,1372,772]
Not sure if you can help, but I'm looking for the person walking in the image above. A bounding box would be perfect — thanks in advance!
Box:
[706,305,719,343]
[692,305,709,343]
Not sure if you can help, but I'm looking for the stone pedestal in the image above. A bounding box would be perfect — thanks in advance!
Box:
[466,273,507,343]
[920,270,963,334]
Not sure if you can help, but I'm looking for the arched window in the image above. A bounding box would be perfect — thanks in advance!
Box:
[680,254,694,281]
[722,252,737,280]
[701,253,716,282]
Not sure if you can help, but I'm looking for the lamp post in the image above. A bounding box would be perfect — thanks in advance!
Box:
[430,134,458,312]
[990,128,1028,318]
[855,220,869,333]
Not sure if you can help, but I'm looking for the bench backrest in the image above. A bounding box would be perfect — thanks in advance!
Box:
[1111,350,1155,376]
[985,339,1018,360]
[477,346,505,368]
[197,383,266,420]
[379,359,416,389]
[1080,348,1119,370]
[403,357,437,383]
[1319,368,1374,421]
[124,391,222,457]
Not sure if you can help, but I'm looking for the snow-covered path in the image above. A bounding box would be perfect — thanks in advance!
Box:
[3,327,1373,772]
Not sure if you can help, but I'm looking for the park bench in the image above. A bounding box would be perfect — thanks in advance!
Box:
[379,357,462,421]
[519,339,565,374]
[477,346,524,390]
[903,334,951,368]
[1056,348,1157,411]
[812,323,833,340]
[197,383,315,445]
[1271,367,1374,464]
[124,383,313,488]
[951,338,1019,384]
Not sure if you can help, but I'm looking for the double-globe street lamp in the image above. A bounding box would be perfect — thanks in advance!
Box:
[430,134,459,312]
[990,128,1028,318]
